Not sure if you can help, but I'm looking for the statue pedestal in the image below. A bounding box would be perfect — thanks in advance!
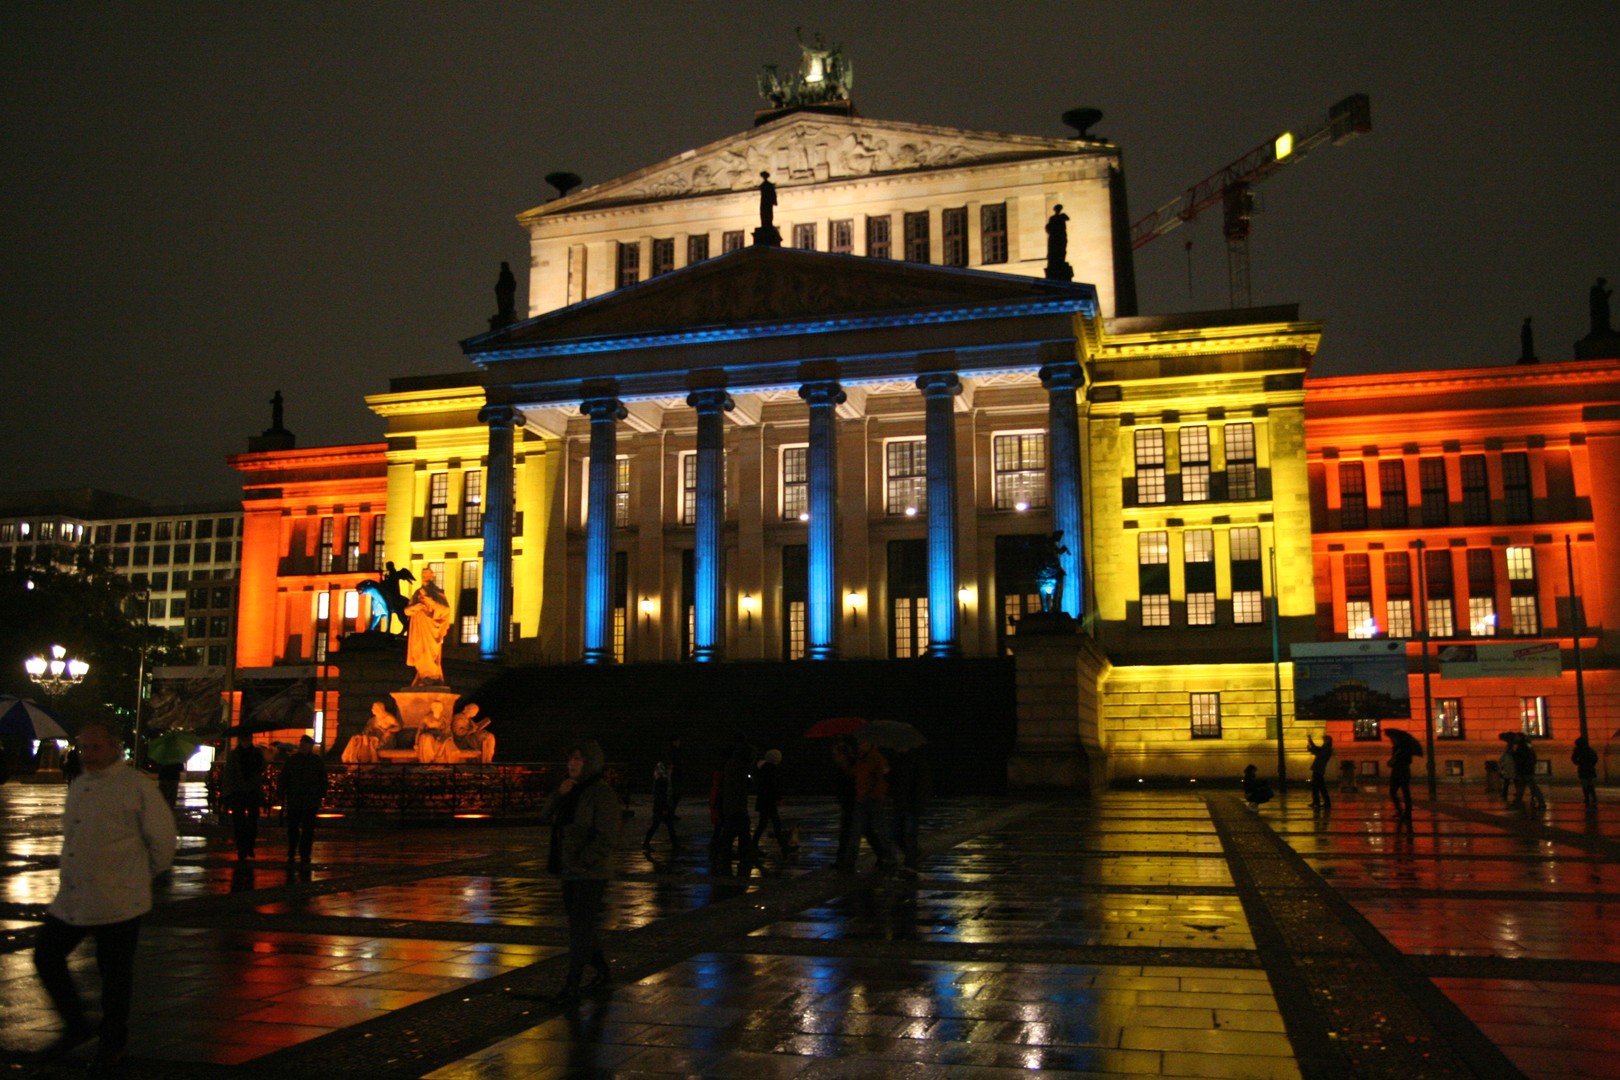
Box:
[1007,631,1111,792]
[1575,332,1620,360]
[391,687,460,733]
[752,225,783,248]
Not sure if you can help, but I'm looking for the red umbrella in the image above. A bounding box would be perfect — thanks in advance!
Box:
[804,716,867,739]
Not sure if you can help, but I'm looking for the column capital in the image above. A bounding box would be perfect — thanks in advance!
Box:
[915,370,962,397]
[1039,361,1083,393]
[685,387,735,413]
[798,379,846,407]
[477,403,519,427]
[580,396,627,422]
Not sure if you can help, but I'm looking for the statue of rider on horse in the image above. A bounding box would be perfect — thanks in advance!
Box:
[358,562,414,635]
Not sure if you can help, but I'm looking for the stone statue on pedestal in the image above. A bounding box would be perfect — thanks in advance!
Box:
[1034,531,1070,614]
[403,567,451,686]
[753,172,783,247]
[1044,207,1072,281]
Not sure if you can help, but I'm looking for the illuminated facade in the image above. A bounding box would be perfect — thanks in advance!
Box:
[1306,359,1620,779]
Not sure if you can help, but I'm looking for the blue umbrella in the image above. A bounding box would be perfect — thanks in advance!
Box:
[0,696,72,740]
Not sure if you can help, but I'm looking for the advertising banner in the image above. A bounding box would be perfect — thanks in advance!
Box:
[1437,641,1562,680]
[1290,640,1411,720]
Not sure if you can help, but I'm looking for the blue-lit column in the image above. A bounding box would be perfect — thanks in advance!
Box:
[799,378,845,659]
[917,371,962,658]
[686,387,733,662]
[477,403,516,662]
[581,395,626,664]
[1040,360,1086,620]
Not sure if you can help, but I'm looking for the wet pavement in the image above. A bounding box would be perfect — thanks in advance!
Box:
[2,777,1616,1078]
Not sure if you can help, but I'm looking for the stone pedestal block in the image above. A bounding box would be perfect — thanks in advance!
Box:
[1007,631,1111,793]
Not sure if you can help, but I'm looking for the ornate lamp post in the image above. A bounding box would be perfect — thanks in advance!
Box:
[24,644,90,700]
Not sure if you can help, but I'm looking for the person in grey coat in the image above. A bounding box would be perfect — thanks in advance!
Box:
[541,738,620,1001]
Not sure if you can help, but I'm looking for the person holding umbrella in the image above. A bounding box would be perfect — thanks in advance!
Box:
[278,735,328,864]
[1511,732,1546,811]
[1386,727,1421,820]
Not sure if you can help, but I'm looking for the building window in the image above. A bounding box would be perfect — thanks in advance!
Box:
[344,517,361,572]
[614,456,630,527]
[1425,550,1455,637]
[1185,529,1216,626]
[1135,428,1166,505]
[1379,460,1408,528]
[829,219,853,254]
[463,470,484,538]
[792,222,816,250]
[866,215,891,259]
[680,452,698,527]
[1190,692,1222,738]
[370,514,385,571]
[781,446,809,522]
[1385,551,1413,638]
[318,517,334,573]
[1520,696,1550,738]
[1339,462,1368,529]
[1180,426,1210,502]
[1138,531,1170,627]
[903,211,930,262]
[885,440,928,517]
[612,550,627,663]
[942,206,967,267]
[687,234,710,265]
[1436,698,1464,739]
[615,241,640,287]
[1507,545,1538,635]
[1345,553,1374,637]
[136,522,153,542]
[1466,548,1497,636]
[1231,526,1264,624]
[1355,719,1383,742]
[1419,457,1449,526]
[980,202,1008,264]
[993,432,1047,510]
[888,540,929,659]
[650,237,674,276]
[1225,423,1257,499]
[427,472,450,539]
[1502,452,1532,523]
[722,230,745,254]
[1461,454,1490,525]
[782,545,807,660]
[458,561,480,645]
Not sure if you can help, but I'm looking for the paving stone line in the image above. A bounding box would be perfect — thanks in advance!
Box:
[1429,799,1620,860]
[1209,796,1528,1080]
[735,934,1263,971]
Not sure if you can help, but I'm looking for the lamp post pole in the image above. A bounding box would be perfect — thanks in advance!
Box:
[1270,546,1286,794]
[1412,540,1437,797]
[1565,536,1589,742]
[132,588,150,769]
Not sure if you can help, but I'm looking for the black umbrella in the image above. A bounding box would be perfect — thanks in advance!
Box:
[1385,727,1424,757]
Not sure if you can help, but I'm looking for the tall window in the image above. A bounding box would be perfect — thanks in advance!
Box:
[995,535,1044,656]
[1466,549,1497,635]
[1502,451,1532,523]
[888,540,929,658]
[370,514,386,571]
[1507,545,1539,635]
[1379,459,1409,528]
[614,456,630,528]
[459,560,480,645]
[1520,696,1550,738]
[462,470,484,537]
[1339,462,1368,529]
[1190,692,1222,738]
[615,241,640,288]
[993,432,1047,510]
[1225,423,1257,499]
[885,440,928,516]
[1231,527,1264,624]
[1134,428,1167,505]
[722,230,745,254]
[866,215,891,259]
[1345,553,1375,637]
[782,545,807,660]
[427,472,450,539]
[344,517,361,572]
[680,452,698,526]
[650,237,675,276]
[980,202,1008,264]
[1180,426,1210,502]
[1436,698,1464,739]
[317,517,334,573]
[687,234,710,265]
[942,207,967,267]
[1385,551,1413,638]
[903,211,930,262]
[781,446,809,521]
[1138,531,1170,627]
[829,219,853,254]
[1185,530,1216,626]
[1461,454,1490,525]
[1419,457,1449,526]
[612,551,627,663]
[314,590,330,662]
[792,223,816,250]
[1425,550,1455,637]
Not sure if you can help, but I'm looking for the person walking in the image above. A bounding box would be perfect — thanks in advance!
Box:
[220,733,266,860]
[277,735,328,864]
[711,735,755,877]
[33,716,177,1067]
[541,739,620,1002]
[1513,734,1546,811]
[1386,730,1416,819]
[1573,736,1600,809]
[831,736,858,868]
[751,749,791,858]
[641,761,680,854]
[1498,738,1518,801]
[887,747,930,874]
[1306,734,1334,809]
[837,735,894,872]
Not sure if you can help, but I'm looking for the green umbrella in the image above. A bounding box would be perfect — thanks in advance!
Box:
[146,730,201,766]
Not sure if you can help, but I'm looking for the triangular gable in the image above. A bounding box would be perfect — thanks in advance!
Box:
[465,247,1094,353]
[520,113,1109,220]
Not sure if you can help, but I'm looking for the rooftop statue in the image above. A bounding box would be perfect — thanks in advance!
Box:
[492,261,517,327]
[1590,277,1613,338]
[757,31,853,108]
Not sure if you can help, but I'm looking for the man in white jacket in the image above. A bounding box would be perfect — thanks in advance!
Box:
[33,716,176,1066]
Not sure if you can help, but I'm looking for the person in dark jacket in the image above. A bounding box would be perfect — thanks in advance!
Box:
[277,735,328,864]
[711,736,755,877]
[1573,736,1600,808]
[751,749,792,857]
[220,735,265,860]
[1512,734,1546,811]
[1306,734,1334,809]
[642,761,680,854]
[887,749,930,874]
[542,739,620,1001]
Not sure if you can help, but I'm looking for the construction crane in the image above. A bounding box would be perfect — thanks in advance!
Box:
[1130,93,1372,309]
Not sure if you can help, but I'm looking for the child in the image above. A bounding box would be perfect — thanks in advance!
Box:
[1241,764,1273,810]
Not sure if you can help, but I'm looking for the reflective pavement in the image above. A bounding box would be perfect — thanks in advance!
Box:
[2,777,1615,1078]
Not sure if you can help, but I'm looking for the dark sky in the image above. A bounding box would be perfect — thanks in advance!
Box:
[5,2,1616,504]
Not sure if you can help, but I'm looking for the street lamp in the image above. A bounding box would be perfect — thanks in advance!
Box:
[24,644,90,699]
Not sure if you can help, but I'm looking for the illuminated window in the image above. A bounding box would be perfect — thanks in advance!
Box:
[792,223,816,250]
[903,211,930,262]
[615,241,640,287]
[780,446,808,521]
[1345,553,1374,637]
[680,452,698,526]
[1339,462,1367,529]
[1379,459,1409,528]
[1190,692,1222,738]
[344,517,361,572]
[888,540,929,658]
[1386,550,1413,638]
[993,432,1047,510]
[980,203,1008,264]
[427,472,450,540]
[650,237,674,276]
[782,545,807,660]
[1231,527,1264,624]
[1502,452,1531,523]
[787,601,806,658]
[1419,457,1449,526]
[1461,454,1490,525]
[1134,428,1166,505]
[1185,529,1215,626]
[154,521,170,541]
[370,514,385,571]
[1138,531,1170,627]
[459,561,480,645]
[462,470,484,538]
[721,230,744,254]
[318,517,334,573]
[687,234,710,265]
[942,206,967,267]
[1436,698,1463,739]
[1466,549,1496,636]
[829,219,853,254]
[1507,545,1538,635]
[885,440,928,516]
[1225,423,1257,499]
[1425,550,1455,637]
[1520,696,1550,738]
[612,551,627,663]
[1180,426,1210,502]
[614,456,630,527]
[1355,718,1382,742]
[866,215,891,259]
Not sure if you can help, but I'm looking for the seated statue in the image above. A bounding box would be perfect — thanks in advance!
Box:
[414,701,454,763]
[449,701,495,764]
[341,699,402,763]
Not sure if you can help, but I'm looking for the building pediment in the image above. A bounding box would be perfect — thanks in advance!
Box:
[465,247,1095,356]
[520,114,1108,220]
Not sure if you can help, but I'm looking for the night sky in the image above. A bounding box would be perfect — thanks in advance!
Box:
[5,2,1616,504]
